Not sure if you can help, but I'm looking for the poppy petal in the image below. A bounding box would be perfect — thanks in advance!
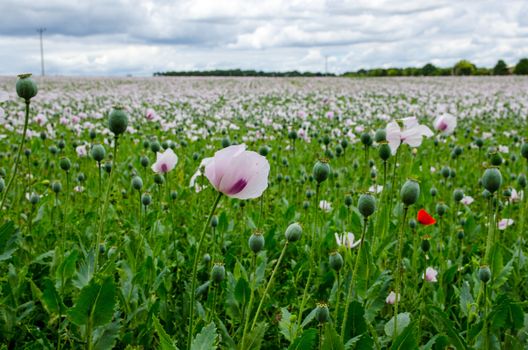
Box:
[417,209,436,226]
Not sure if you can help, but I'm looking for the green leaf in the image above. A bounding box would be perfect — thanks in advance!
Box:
[384,312,410,338]
[191,322,217,350]
[68,276,116,327]
[42,279,64,315]
[322,324,344,350]
[343,301,367,342]
[289,328,317,350]
[234,278,250,307]
[390,320,418,350]
[93,320,120,350]
[0,221,17,261]
[493,256,514,289]
[459,281,475,318]
[279,308,297,342]
[425,306,468,350]
[241,322,267,350]
[489,295,524,331]
[153,316,178,350]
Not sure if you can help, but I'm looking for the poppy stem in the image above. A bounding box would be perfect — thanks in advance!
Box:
[186,192,222,350]
[393,205,409,341]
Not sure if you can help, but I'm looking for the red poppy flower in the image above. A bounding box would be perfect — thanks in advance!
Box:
[417,209,436,226]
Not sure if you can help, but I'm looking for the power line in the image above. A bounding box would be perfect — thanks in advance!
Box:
[37,28,46,76]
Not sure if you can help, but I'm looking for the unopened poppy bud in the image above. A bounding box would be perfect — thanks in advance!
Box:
[59,157,71,172]
[211,263,225,283]
[203,253,211,264]
[401,179,420,206]
[441,166,450,178]
[91,144,106,162]
[521,143,528,160]
[453,189,464,202]
[489,152,502,166]
[341,139,348,149]
[374,129,386,142]
[58,140,65,150]
[421,236,430,252]
[329,251,343,271]
[258,146,269,156]
[104,161,112,174]
[29,193,40,205]
[360,132,373,146]
[479,265,491,283]
[221,137,231,148]
[141,193,152,206]
[436,203,447,217]
[150,141,161,153]
[249,231,265,253]
[108,106,128,136]
[303,201,310,210]
[285,222,302,242]
[344,195,353,207]
[52,181,62,193]
[409,219,417,229]
[315,302,330,324]
[89,129,97,140]
[16,73,38,101]
[211,216,218,228]
[430,187,438,197]
[518,174,527,188]
[482,168,502,193]
[313,160,330,184]
[358,193,376,218]
[153,173,165,185]
[457,230,464,240]
[379,142,391,161]
[288,130,298,140]
[131,176,143,191]
[140,155,149,168]
[170,191,178,200]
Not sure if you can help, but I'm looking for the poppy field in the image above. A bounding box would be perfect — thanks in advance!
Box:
[0,75,528,349]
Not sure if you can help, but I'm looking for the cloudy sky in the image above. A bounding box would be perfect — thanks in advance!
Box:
[1,0,527,76]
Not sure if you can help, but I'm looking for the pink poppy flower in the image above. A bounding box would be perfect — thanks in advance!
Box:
[151,148,178,174]
[460,195,474,205]
[335,232,361,249]
[423,267,438,282]
[386,291,400,305]
[498,219,514,230]
[434,114,457,135]
[204,144,269,199]
[386,117,433,154]
[76,145,87,157]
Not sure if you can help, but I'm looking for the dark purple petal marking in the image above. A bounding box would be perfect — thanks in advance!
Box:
[161,163,168,172]
[438,121,448,131]
[227,178,248,195]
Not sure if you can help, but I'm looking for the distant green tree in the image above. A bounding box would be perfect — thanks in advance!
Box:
[514,58,528,75]
[475,68,491,76]
[493,60,509,75]
[453,60,476,76]
[422,63,437,76]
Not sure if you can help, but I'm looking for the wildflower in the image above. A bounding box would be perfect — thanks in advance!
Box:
[151,148,178,174]
[335,232,361,249]
[319,200,332,212]
[417,209,436,226]
[386,291,400,305]
[386,117,433,154]
[423,267,438,282]
[498,218,514,230]
[433,113,457,135]
[460,195,474,205]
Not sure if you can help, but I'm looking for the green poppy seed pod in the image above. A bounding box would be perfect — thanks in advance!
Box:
[453,189,464,202]
[341,139,349,149]
[360,132,373,146]
[161,140,169,150]
[475,138,484,148]
[482,168,502,193]
[211,263,225,283]
[285,222,302,242]
[211,216,218,228]
[313,160,330,184]
[259,146,269,156]
[89,129,97,140]
[170,191,178,200]
[374,129,386,142]
[154,173,165,185]
[91,144,106,162]
[288,130,298,140]
[344,195,353,207]
[521,143,528,160]
[104,161,112,174]
[457,230,464,240]
[150,141,161,153]
[421,237,430,252]
[303,201,310,210]
[0,178,5,192]
[430,187,438,197]
[140,155,149,168]
[77,172,86,182]
[518,174,527,188]
[108,107,128,136]
[24,149,31,157]
[131,176,143,191]
[489,152,502,166]
[503,189,511,198]
[378,142,391,161]
[436,203,447,217]
[329,251,343,271]
[221,137,231,148]
[49,145,58,155]
[29,193,40,205]
[59,157,71,172]
[400,179,420,207]
[249,232,265,253]
[454,146,463,156]
[40,131,47,140]
[315,303,330,324]
[358,193,376,218]
[409,219,417,230]
[322,135,330,146]
[52,181,62,194]
[441,166,450,178]
[58,140,66,150]
[203,253,211,264]
[478,265,491,283]
[335,145,343,156]
[16,73,38,101]
[141,193,152,206]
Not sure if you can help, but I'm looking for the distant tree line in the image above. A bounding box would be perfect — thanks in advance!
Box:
[154,58,528,77]
[153,69,336,77]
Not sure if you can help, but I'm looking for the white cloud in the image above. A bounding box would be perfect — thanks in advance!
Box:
[0,0,527,75]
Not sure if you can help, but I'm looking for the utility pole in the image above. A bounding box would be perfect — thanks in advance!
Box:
[324,55,328,76]
[37,28,46,76]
